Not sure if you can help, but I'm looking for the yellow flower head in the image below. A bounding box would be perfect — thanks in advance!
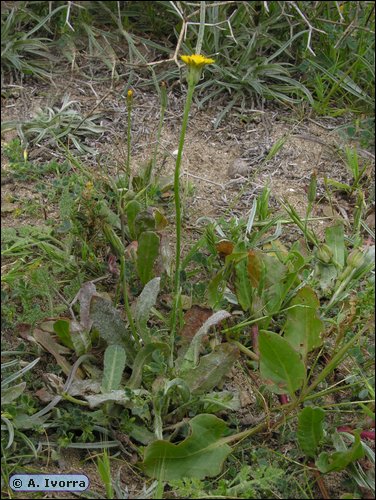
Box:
[127,89,133,98]
[180,54,215,68]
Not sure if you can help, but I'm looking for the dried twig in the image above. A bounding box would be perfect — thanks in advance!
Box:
[288,1,326,56]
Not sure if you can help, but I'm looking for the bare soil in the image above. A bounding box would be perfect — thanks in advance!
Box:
[2,80,375,237]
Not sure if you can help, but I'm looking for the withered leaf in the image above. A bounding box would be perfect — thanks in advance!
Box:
[216,240,234,257]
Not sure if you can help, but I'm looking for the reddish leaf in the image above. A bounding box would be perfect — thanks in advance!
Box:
[247,250,263,287]
[180,306,212,344]
[216,240,234,257]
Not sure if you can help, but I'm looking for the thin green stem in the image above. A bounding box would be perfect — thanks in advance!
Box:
[170,82,196,356]
[126,96,132,187]
[120,256,139,342]
[230,340,259,361]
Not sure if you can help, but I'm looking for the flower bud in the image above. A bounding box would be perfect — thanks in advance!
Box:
[316,244,333,263]
[347,248,365,269]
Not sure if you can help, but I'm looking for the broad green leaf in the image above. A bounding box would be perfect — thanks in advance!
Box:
[180,310,231,371]
[261,253,287,314]
[180,343,239,394]
[13,412,50,430]
[142,414,232,480]
[325,224,345,268]
[325,178,351,192]
[90,296,136,365]
[133,277,160,343]
[97,200,121,230]
[134,210,156,239]
[315,262,338,291]
[1,382,26,405]
[126,200,142,240]
[316,433,365,473]
[247,250,264,288]
[297,407,325,458]
[259,330,305,396]
[102,345,127,392]
[129,423,155,445]
[284,286,324,358]
[235,259,252,311]
[127,343,170,389]
[201,391,241,412]
[154,209,168,230]
[53,319,74,350]
[136,231,160,285]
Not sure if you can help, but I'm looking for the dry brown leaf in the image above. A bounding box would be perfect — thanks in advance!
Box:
[33,328,82,379]
[216,240,234,257]
[180,306,213,344]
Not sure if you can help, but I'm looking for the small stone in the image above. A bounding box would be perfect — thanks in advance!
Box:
[227,158,249,178]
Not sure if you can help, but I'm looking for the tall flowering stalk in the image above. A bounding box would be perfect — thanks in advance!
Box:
[126,89,133,187]
[170,54,215,351]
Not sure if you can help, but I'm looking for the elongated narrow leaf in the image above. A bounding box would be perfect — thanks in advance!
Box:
[1,358,40,388]
[180,343,239,394]
[102,345,126,392]
[133,277,160,343]
[90,296,136,365]
[77,281,98,331]
[246,198,257,235]
[142,414,232,480]
[207,269,226,308]
[180,310,231,372]
[33,327,73,377]
[126,200,142,240]
[136,231,160,285]
[298,407,325,458]
[325,224,345,268]
[69,319,91,356]
[1,382,26,405]
[97,200,121,230]
[85,390,132,408]
[53,319,74,349]
[284,286,324,358]
[235,259,252,311]
[259,331,305,396]
[247,250,264,288]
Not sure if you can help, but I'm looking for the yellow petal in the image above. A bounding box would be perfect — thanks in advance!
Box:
[180,54,215,68]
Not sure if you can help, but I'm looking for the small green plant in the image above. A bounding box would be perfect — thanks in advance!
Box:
[1,3,65,80]
[2,95,106,154]
[324,146,370,196]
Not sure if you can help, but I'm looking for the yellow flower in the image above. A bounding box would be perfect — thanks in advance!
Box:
[127,89,133,98]
[181,54,215,68]
[23,149,28,161]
